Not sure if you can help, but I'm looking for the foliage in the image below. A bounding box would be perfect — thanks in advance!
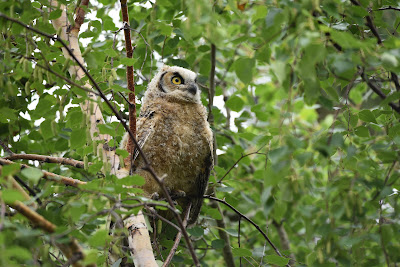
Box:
[1,0,400,266]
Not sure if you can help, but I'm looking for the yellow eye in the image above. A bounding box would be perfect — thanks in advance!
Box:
[171,76,182,85]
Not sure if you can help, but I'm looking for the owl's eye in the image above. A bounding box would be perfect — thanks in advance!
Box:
[171,76,183,85]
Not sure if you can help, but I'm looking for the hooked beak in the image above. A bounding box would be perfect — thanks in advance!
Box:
[187,83,198,95]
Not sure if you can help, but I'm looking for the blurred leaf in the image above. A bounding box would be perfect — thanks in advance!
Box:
[265,255,290,266]
[21,167,43,183]
[232,248,252,257]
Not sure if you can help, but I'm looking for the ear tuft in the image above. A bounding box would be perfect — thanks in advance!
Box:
[160,65,170,72]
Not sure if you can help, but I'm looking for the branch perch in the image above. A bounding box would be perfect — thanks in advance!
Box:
[0,158,86,187]
[4,154,86,168]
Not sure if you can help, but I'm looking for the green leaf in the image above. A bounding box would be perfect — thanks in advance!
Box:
[88,229,110,247]
[21,168,44,183]
[354,126,370,137]
[226,96,245,112]
[116,148,129,158]
[97,124,116,136]
[234,58,255,84]
[252,5,268,22]
[211,239,225,249]
[1,189,25,203]
[187,226,204,237]
[70,129,87,149]
[232,248,252,257]
[265,255,290,266]
[358,110,377,123]
[329,30,365,49]
[0,107,17,123]
[104,48,118,57]
[120,58,135,66]
[49,9,62,20]
[1,164,21,177]
[116,175,145,186]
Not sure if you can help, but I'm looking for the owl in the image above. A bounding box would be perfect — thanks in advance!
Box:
[120,65,214,224]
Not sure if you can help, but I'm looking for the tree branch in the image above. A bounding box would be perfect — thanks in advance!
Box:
[217,147,267,184]
[360,69,400,114]
[4,154,86,168]
[0,139,14,155]
[120,0,136,158]
[0,158,86,187]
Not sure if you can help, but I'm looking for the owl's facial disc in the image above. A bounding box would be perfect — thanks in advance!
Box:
[157,70,200,102]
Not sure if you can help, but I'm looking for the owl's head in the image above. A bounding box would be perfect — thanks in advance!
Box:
[145,65,201,103]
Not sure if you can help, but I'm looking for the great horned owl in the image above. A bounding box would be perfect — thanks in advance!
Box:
[120,65,213,224]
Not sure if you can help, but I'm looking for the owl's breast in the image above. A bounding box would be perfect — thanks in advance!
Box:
[138,103,212,195]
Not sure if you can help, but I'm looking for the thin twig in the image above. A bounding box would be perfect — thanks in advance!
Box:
[375,6,400,12]
[0,139,14,155]
[205,196,287,260]
[13,175,42,205]
[350,0,382,44]
[217,149,267,184]
[239,217,242,267]
[361,69,400,114]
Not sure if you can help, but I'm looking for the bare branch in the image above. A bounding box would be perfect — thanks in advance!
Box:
[217,147,267,184]
[0,158,86,187]
[4,154,86,168]
[375,6,400,12]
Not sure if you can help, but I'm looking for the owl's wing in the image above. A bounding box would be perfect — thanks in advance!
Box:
[132,109,157,163]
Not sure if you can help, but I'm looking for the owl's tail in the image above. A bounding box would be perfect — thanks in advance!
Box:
[187,197,204,225]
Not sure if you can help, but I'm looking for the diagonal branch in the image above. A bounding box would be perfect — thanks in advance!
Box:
[205,196,288,262]
[361,70,400,114]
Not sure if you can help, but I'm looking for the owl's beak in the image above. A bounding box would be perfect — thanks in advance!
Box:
[187,84,198,95]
